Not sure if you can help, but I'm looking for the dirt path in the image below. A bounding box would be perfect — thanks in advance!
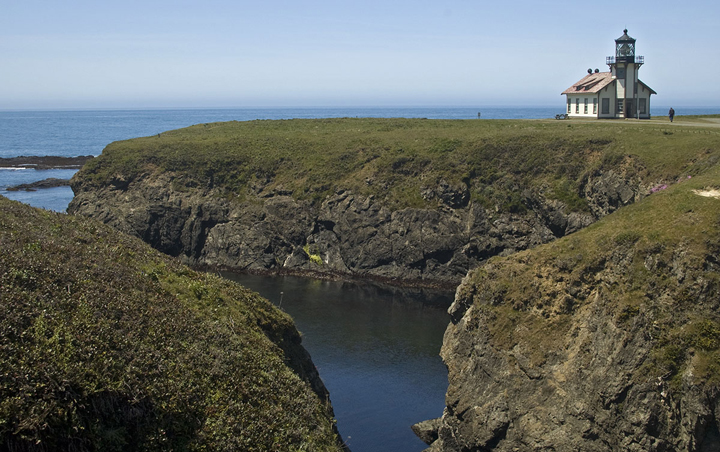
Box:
[693,118,720,126]
[659,117,720,128]
[550,117,720,128]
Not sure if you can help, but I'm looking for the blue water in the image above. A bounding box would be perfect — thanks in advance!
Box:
[223,274,453,452]
[0,168,78,211]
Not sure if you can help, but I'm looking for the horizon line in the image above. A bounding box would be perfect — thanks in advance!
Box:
[2,104,719,113]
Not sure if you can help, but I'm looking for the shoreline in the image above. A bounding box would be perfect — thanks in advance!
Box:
[0,155,94,170]
[197,264,461,293]
[6,178,70,191]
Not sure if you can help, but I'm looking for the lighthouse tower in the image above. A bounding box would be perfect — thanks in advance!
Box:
[607,29,644,118]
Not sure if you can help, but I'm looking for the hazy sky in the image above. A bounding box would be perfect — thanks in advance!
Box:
[2,0,719,109]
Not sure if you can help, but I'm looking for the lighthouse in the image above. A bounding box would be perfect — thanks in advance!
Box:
[562,30,655,119]
[608,29,643,118]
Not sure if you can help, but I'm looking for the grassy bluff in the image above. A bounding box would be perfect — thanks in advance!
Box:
[70,116,720,286]
[0,197,345,451]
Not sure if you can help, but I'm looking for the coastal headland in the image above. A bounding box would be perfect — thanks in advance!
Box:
[417,152,720,451]
[69,117,718,288]
[9,115,720,450]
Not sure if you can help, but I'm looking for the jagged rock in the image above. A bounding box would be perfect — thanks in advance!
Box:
[0,155,93,169]
[582,168,643,217]
[566,211,595,234]
[411,418,442,445]
[428,286,719,451]
[421,180,470,208]
[68,168,646,286]
[283,246,311,268]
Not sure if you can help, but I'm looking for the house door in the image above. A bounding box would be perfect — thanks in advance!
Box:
[626,99,635,118]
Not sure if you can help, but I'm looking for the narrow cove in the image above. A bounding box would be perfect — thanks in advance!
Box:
[222,273,452,452]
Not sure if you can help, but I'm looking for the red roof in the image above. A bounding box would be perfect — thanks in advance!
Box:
[562,72,614,94]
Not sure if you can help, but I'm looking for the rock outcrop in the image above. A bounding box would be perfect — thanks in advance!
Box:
[6,177,70,191]
[68,168,642,287]
[414,170,720,451]
[0,155,93,169]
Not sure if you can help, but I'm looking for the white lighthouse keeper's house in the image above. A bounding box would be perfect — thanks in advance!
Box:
[562,30,656,119]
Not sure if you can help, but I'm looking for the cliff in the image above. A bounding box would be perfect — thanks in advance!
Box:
[0,197,344,451]
[63,117,720,449]
[67,118,707,287]
[415,164,720,450]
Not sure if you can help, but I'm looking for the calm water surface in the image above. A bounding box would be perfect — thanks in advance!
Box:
[223,273,453,452]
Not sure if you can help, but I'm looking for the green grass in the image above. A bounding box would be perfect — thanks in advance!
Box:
[0,197,342,451]
[73,117,720,212]
[548,178,590,212]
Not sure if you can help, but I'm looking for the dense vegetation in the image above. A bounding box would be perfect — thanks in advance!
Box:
[0,197,343,451]
[74,118,720,211]
[457,159,720,392]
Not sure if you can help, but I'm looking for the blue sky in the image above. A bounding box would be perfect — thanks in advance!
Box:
[2,0,719,109]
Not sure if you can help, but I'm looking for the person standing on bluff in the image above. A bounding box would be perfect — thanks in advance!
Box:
[669,107,675,122]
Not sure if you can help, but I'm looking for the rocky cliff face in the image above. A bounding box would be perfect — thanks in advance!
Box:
[414,174,720,451]
[68,167,643,287]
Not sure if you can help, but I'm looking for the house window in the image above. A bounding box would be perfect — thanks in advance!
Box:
[602,98,610,114]
[617,99,624,113]
[617,67,626,78]
[568,99,571,114]
[584,98,588,114]
[639,98,647,114]
[576,98,580,114]
[593,98,598,114]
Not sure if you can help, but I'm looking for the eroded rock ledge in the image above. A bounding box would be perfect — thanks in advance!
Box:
[68,167,644,287]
